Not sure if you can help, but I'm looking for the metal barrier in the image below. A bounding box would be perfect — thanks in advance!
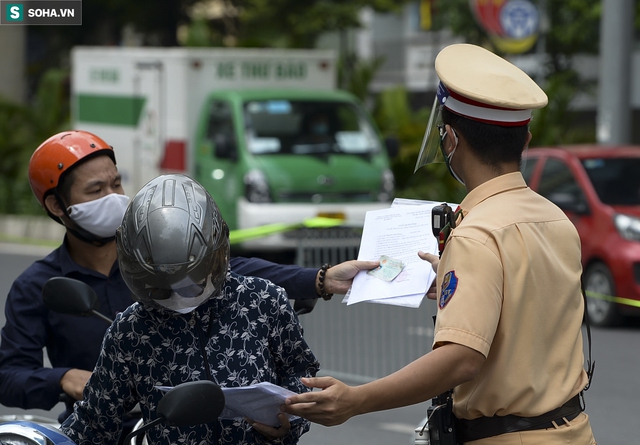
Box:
[290,227,363,268]
[291,227,436,384]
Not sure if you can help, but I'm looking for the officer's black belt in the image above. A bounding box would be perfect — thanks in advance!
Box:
[455,394,583,443]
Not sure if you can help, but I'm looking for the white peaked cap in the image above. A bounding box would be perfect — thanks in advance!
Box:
[435,43,548,126]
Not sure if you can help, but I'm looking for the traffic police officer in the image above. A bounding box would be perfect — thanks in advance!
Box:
[282,43,597,444]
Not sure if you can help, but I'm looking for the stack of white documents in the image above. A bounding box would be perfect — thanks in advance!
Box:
[344,198,446,308]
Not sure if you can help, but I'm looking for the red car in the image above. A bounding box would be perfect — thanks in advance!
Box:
[523,145,640,326]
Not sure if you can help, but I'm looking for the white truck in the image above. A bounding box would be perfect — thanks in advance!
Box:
[71,47,397,251]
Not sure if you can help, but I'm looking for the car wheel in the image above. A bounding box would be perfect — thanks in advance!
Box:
[583,262,620,327]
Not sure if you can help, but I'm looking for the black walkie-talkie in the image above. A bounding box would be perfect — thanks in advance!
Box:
[426,389,458,445]
[431,203,456,257]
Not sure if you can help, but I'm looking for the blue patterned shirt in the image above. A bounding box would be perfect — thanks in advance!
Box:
[60,271,319,445]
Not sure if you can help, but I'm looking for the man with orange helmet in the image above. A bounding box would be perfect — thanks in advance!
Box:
[27,131,130,246]
[0,130,377,438]
[0,131,131,424]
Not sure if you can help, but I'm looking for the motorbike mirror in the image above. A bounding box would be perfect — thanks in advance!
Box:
[124,381,225,444]
[42,277,113,324]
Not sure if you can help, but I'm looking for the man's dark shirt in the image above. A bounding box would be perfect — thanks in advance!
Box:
[0,240,318,420]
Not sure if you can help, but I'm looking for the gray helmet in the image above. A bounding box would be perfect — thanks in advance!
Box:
[116,174,230,310]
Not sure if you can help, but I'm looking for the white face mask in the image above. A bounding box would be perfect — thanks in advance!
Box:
[154,276,218,314]
[67,193,130,238]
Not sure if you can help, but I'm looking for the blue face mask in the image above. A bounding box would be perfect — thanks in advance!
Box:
[438,125,464,186]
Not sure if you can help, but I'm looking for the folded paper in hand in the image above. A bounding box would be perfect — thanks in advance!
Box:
[345,198,447,308]
[157,382,299,427]
[219,382,299,427]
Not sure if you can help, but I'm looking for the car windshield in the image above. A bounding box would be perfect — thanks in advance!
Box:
[243,100,381,155]
[582,157,640,205]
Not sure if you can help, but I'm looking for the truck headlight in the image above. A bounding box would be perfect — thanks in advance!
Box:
[244,169,271,203]
[378,168,394,202]
[614,213,640,241]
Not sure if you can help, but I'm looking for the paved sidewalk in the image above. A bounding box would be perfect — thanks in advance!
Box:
[0,215,63,252]
[0,242,57,256]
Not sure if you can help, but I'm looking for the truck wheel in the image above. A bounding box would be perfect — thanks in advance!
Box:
[583,262,620,327]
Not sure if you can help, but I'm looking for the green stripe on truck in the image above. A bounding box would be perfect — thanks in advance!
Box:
[75,94,146,126]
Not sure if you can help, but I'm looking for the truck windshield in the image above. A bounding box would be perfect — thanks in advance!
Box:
[243,100,382,155]
[582,157,640,205]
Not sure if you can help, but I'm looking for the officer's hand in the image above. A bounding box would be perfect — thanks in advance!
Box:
[249,413,291,440]
[419,251,439,300]
[418,251,439,272]
[281,376,357,426]
[321,260,380,295]
[60,368,92,400]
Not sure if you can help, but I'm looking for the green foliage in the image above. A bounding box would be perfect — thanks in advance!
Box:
[0,101,37,214]
[529,70,597,146]
[545,0,601,57]
[435,0,607,147]
[183,17,216,47]
[436,0,603,60]
[372,87,465,203]
[108,0,196,45]
[0,69,70,214]
[237,0,412,48]
[432,0,487,45]
[338,53,386,102]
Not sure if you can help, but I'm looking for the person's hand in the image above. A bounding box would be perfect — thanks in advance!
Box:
[322,260,380,295]
[425,278,438,300]
[281,376,357,426]
[418,251,439,272]
[249,413,291,440]
[418,251,439,300]
[60,368,92,400]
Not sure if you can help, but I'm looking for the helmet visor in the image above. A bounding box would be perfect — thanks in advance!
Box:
[151,273,219,314]
[145,276,208,301]
[414,82,450,172]
[170,277,208,299]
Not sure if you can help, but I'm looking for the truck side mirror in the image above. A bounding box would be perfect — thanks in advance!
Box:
[214,134,238,161]
[384,136,399,159]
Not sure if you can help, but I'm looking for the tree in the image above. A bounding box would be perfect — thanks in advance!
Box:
[433,0,614,145]
[373,87,466,204]
[434,0,603,63]
[0,69,69,214]
[185,0,413,49]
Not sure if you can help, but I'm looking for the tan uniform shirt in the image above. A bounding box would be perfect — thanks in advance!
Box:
[433,172,589,420]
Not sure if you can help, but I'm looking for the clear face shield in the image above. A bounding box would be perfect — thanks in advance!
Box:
[414,82,451,172]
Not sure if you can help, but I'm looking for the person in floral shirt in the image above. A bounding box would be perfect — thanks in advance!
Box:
[60,174,319,445]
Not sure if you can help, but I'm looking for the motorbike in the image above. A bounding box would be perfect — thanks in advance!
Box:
[3,275,309,445]
[0,379,225,445]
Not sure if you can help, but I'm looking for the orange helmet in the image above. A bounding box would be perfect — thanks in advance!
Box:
[28,130,116,207]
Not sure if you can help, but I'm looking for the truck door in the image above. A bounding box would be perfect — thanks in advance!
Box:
[132,61,163,194]
[196,99,242,229]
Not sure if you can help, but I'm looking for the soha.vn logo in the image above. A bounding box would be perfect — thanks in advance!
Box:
[6,4,24,21]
